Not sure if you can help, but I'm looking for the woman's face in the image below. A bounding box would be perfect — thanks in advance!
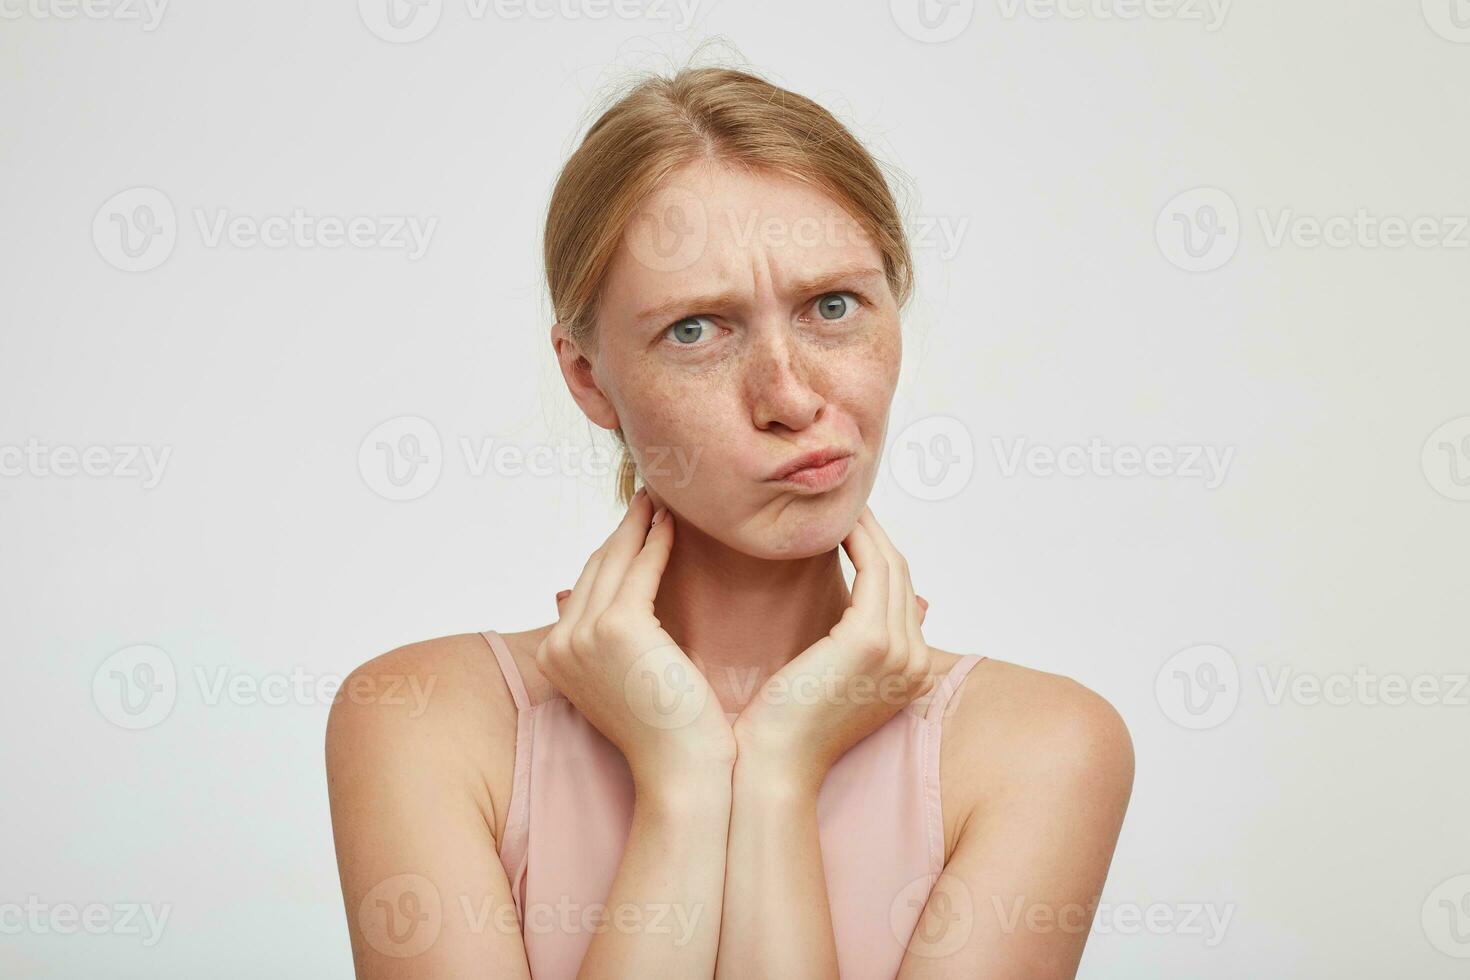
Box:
[563,160,902,560]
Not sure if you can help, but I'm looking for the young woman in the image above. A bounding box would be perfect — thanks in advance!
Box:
[326,65,1134,979]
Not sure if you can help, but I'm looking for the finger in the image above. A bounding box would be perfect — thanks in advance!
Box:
[559,488,644,626]
[866,510,922,678]
[866,515,929,693]
[614,505,675,613]
[857,508,907,655]
[584,488,658,619]
[558,545,607,628]
[839,520,889,641]
[861,509,915,627]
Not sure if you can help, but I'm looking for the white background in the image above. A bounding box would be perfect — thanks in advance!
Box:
[3,1,1468,976]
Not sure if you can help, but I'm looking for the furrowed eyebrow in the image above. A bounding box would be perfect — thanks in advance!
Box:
[636,290,741,326]
[635,265,885,325]
[786,266,886,299]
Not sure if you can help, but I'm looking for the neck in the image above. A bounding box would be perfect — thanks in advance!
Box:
[653,516,851,714]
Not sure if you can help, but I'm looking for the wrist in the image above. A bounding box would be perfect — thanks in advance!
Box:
[631,762,734,816]
[733,713,830,776]
[731,744,825,804]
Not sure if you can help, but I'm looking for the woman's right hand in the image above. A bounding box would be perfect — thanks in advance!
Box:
[535,487,736,790]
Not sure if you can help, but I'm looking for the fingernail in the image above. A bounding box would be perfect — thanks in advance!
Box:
[651,506,667,525]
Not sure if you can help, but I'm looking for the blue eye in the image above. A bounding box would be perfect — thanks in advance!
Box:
[666,315,716,345]
[816,292,859,320]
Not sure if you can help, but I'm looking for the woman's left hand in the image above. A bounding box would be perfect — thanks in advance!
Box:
[731,505,937,788]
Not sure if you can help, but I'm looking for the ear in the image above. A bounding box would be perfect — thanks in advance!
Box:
[551,321,619,430]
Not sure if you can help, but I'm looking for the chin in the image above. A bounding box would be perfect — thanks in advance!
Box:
[749,493,863,560]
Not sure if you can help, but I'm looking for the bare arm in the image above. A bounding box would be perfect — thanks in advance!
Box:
[715,506,932,979]
[326,633,732,980]
[541,488,738,978]
[576,767,733,978]
[325,639,532,978]
[898,673,1135,979]
[328,492,732,977]
[715,744,841,979]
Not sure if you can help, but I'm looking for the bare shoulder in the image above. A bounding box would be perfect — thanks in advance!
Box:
[936,651,1135,858]
[324,629,543,842]
[326,631,513,741]
[944,655,1134,763]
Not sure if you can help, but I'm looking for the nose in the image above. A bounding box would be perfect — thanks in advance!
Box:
[744,324,825,433]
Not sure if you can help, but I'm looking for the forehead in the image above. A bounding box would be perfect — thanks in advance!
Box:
[602,161,882,313]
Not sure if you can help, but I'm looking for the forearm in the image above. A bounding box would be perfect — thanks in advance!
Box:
[715,757,840,980]
[576,769,733,980]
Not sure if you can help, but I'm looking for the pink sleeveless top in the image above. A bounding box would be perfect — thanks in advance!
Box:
[480,628,983,980]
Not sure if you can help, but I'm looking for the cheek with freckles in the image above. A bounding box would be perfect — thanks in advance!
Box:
[611,365,742,505]
[607,315,902,540]
[828,320,902,460]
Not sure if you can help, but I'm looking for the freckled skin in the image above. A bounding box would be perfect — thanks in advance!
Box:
[565,160,902,559]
